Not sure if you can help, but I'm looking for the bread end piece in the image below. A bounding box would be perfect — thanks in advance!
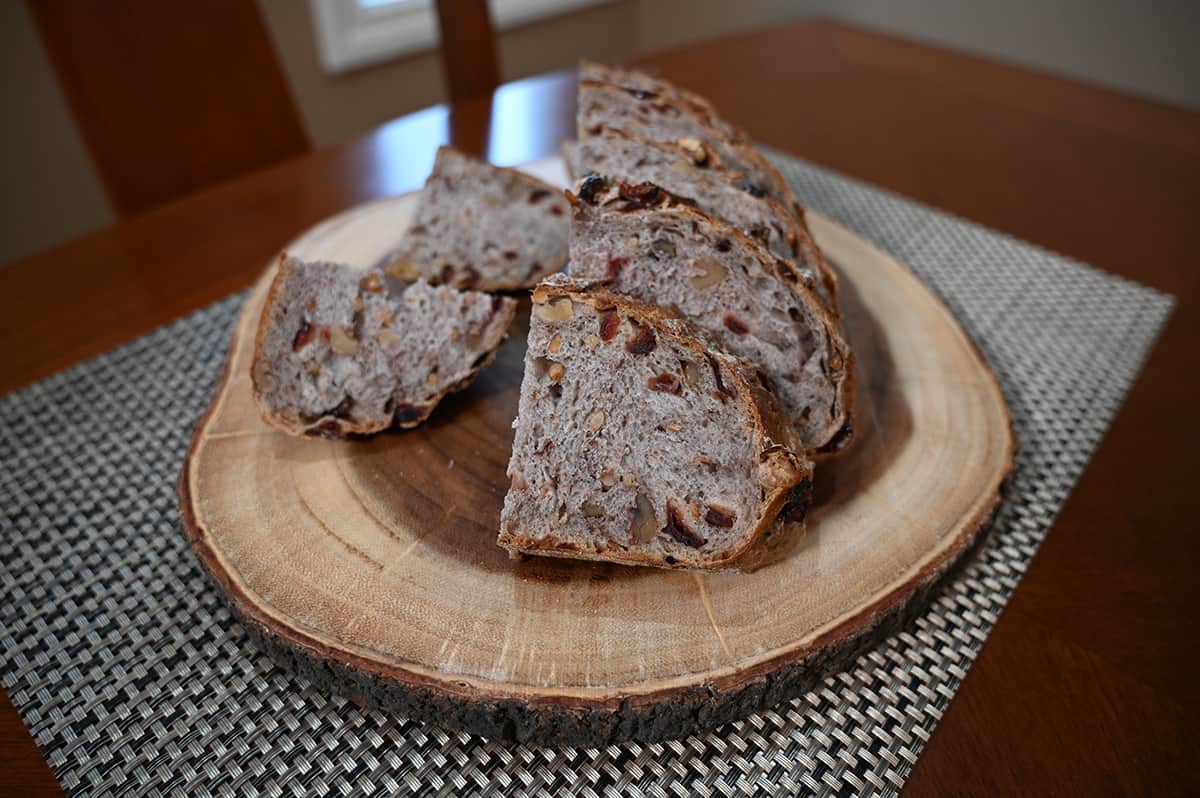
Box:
[251,254,515,438]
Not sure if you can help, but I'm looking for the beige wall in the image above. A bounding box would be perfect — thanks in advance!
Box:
[3,0,1197,266]
[811,0,1200,111]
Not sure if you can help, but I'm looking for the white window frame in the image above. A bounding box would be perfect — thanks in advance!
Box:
[311,0,613,75]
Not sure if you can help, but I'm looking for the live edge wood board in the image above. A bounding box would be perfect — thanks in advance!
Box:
[178,157,1015,746]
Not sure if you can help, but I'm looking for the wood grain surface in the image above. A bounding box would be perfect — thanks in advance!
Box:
[177,159,1011,744]
[1,18,1197,794]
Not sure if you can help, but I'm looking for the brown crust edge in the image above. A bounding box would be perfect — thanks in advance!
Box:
[179,239,1016,750]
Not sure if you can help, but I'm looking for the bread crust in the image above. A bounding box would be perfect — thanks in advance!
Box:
[497,278,812,570]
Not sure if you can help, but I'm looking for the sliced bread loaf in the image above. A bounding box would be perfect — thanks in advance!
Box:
[252,255,516,437]
[571,128,839,309]
[578,78,798,215]
[567,177,854,455]
[376,146,569,292]
[498,276,812,570]
[579,60,743,143]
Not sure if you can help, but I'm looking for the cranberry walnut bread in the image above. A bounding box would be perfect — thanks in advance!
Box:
[375,146,569,292]
[568,177,854,455]
[575,64,840,313]
[579,60,742,142]
[251,256,516,437]
[577,66,798,218]
[569,128,837,310]
[498,277,813,570]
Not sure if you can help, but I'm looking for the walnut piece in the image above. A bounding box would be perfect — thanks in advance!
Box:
[385,259,419,281]
[691,256,727,289]
[547,362,565,382]
[376,328,401,350]
[677,136,707,164]
[359,273,383,293]
[534,297,575,322]
[587,409,606,432]
[632,491,658,542]
[581,501,605,518]
[329,325,359,356]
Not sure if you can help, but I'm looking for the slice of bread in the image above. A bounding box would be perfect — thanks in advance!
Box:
[376,146,569,292]
[579,60,744,143]
[498,276,812,570]
[251,255,516,437]
[567,177,854,455]
[578,78,798,215]
[571,128,839,310]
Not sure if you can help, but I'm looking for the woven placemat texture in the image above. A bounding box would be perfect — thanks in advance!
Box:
[0,153,1172,797]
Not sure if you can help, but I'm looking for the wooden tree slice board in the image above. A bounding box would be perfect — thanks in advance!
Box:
[179,157,1014,746]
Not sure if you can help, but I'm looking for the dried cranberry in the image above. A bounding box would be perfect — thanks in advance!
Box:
[606,257,629,280]
[329,396,354,419]
[780,477,813,522]
[625,324,656,355]
[577,173,607,204]
[738,180,767,198]
[528,188,550,203]
[292,319,316,351]
[392,404,426,424]
[599,311,620,341]
[704,505,736,528]
[647,373,682,394]
[306,419,344,438]
[616,182,662,210]
[723,314,749,335]
[705,353,734,400]
[665,502,706,548]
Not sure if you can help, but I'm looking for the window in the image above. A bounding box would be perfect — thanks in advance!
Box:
[311,0,612,75]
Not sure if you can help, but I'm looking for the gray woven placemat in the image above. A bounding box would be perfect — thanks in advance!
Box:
[0,153,1172,797]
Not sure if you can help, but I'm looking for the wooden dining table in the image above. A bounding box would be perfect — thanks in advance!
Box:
[2,19,1196,796]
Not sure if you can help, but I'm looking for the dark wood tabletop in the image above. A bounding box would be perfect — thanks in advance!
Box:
[2,19,1197,797]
